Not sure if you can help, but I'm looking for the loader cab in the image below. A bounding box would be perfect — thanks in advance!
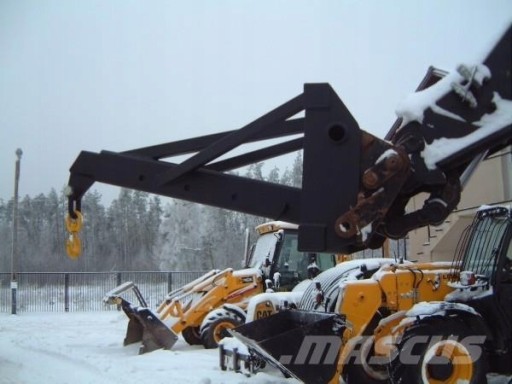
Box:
[447,206,512,372]
[455,206,512,286]
[246,221,337,291]
[499,235,512,285]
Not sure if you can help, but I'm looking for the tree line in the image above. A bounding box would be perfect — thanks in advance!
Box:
[0,155,304,272]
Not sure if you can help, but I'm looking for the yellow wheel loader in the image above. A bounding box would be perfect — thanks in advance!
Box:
[241,256,398,323]
[103,221,337,353]
[65,22,511,382]
[225,205,512,384]
[218,257,402,373]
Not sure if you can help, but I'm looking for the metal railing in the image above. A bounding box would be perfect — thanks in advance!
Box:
[0,271,206,313]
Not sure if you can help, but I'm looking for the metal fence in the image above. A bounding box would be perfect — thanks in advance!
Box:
[0,271,206,313]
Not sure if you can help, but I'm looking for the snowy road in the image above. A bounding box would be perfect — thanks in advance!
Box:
[0,312,510,384]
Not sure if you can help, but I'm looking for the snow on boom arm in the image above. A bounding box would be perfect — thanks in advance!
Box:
[65,25,512,259]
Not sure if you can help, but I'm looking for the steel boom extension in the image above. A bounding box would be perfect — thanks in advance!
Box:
[66,25,512,255]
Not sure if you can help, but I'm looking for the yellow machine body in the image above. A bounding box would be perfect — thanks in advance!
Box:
[332,262,456,382]
[159,268,262,337]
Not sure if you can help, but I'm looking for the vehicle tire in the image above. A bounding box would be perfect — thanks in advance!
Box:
[182,326,202,345]
[344,366,388,384]
[199,308,244,349]
[389,317,487,384]
[342,311,389,384]
[343,335,389,384]
[343,332,389,384]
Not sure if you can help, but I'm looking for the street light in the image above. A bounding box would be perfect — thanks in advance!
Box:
[11,148,22,315]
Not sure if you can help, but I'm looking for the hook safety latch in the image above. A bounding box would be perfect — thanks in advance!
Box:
[65,210,83,259]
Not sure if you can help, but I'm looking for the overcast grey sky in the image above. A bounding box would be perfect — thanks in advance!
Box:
[1,0,511,204]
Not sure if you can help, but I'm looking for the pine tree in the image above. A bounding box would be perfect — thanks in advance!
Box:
[0,199,11,271]
[290,151,303,187]
[266,166,281,184]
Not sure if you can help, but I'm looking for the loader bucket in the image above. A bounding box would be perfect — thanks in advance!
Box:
[229,310,345,384]
[120,299,178,354]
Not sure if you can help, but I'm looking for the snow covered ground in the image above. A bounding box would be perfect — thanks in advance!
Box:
[0,311,510,384]
[0,312,296,384]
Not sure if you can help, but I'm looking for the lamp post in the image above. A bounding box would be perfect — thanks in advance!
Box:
[11,148,22,315]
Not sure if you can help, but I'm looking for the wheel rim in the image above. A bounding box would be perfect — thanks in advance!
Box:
[213,321,236,344]
[421,340,474,383]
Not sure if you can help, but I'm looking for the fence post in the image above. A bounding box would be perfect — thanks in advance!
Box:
[116,272,122,311]
[64,273,70,312]
[167,272,172,293]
